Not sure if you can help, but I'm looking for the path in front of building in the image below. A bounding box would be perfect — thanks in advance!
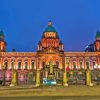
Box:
[0,97,100,100]
[0,85,100,98]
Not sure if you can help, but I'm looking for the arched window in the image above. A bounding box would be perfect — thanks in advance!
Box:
[93,61,96,69]
[4,61,8,70]
[24,62,28,70]
[11,62,14,70]
[31,62,34,70]
[66,61,69,67]
[56,61,59,68]
[18,62,21,70]
[86,62,89,69]
[73,62,76,69]
[42,62,45,67]
[80,62,82,69]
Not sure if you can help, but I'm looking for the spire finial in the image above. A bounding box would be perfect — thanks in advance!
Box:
[48,20,52,26]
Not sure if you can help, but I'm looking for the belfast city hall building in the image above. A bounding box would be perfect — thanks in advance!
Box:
[0,21,100,86]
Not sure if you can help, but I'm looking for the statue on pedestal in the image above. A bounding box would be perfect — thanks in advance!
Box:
[47,61,55,80]
[10,63,17,87]
[86,68,93,86]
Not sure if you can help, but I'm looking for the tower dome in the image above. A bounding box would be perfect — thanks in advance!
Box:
[0,29,6,52]
[44,20,56,32]
[0,30,4,37]
[0,30,5,41]
[96,30,100,38]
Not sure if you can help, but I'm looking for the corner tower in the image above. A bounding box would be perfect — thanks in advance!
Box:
[94,30,100,51]
[37,21,64,53]
[0,30,7,52]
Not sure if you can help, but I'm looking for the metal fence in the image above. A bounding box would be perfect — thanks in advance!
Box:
[68,70,86,85]
[91,70,100,85]
[17,70,36,85]
[0,69,100,86]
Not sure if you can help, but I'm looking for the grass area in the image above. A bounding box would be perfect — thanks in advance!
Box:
[0,85,100,97]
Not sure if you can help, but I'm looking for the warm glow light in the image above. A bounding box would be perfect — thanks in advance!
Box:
[94,65,97,69]
[98,66,100,69]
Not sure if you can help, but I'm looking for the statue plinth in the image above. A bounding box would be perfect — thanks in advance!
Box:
[47,73,55,80]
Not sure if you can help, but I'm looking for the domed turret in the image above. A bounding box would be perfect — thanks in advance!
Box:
[96,30,100,40]
[59,40,64,51]
[94,30,100,52]
[0,30,5,41]
[44,20,56,32]
[0,30,4,36]
[0,30,7,52]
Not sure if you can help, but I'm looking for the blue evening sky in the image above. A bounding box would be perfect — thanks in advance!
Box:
[0,0,100,52]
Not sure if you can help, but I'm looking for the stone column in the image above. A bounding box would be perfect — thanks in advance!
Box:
[2,58,4,69]
[84,57,86,69]
[70,57,72,69]
[22,58,24,70]
[63,54,68,86]
[15,58,17,70]
[0,58,2,69]
[8,58,10,69]
[97,56,100,67]
[35,56,40,86]
[28,58,30,70]
[77,58,79,69]
[45,71,48,79]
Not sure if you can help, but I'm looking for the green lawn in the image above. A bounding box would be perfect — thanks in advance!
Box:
[0,85,100,97]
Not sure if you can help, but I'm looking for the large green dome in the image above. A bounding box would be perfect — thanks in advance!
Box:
[44,21,56,32]
[96,30,100,38]
[0,30,4,37]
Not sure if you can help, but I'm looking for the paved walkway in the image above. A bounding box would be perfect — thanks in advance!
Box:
[0,85,36,90]
[0,85,100,97]
[0,97,100,100]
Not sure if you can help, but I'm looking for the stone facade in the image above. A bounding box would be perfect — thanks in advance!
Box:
[0,21,100,85]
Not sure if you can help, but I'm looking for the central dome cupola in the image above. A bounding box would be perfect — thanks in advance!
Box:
[44,20,56,32]
[37,20,64,53]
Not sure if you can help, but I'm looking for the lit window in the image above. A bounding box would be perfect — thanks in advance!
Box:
[24,62,28,70]
[31,62,34,70]
[86,62,89,69]
[4,61,8,69]
[18,62,21,70]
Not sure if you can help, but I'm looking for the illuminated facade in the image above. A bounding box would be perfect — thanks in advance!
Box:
[0,21,100,85]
